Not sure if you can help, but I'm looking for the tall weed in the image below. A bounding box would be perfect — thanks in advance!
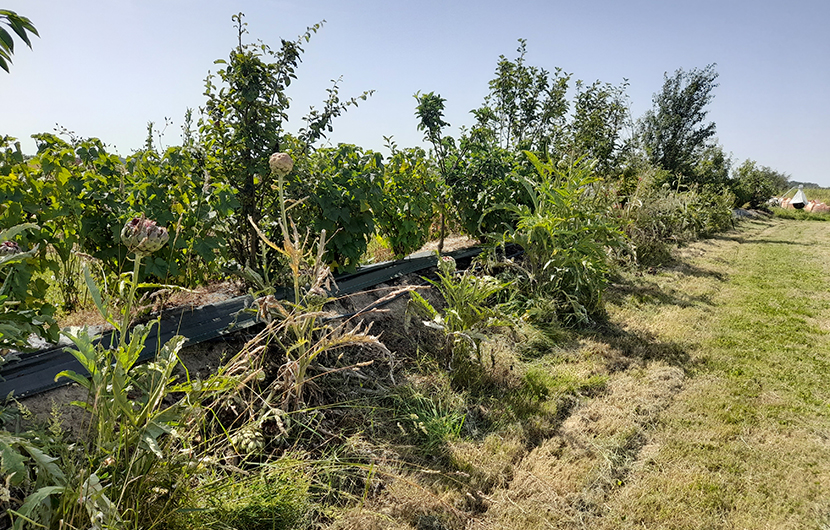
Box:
[407,255,508,368]
[619,174,734,266]
[496,152,625,323]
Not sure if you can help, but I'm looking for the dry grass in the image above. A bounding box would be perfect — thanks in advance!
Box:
[399,218,830,530]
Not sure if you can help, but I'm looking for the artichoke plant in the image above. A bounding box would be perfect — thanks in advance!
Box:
[120,215,169,255]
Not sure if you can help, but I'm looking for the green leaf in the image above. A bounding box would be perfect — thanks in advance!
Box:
[7,19,33,48]
[0,222,39,242]
[0,440,28,485]
[409,291,438,320]
[60,329,99,377]
[21,442,65,484]
[140,431,164,458]
[0,27,14,53]
[83,264,109,321]
[10,486,64,530]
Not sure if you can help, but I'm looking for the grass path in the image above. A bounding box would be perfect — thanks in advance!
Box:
[470,218,830,529]
[600,218,830,529]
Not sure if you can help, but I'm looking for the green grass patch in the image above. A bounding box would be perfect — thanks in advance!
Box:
[597,218,830,529]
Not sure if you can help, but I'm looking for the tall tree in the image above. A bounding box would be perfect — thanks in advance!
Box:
[568,79,631,177]
[639,64,719,185]
[471,39,571,156]
[199,13,371,270]
[0,10,38,73]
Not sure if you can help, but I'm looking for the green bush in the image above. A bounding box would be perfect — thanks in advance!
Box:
[450,131,529,237]
[619,175,734,266]
[408,254,508,367]
[374,145,439,258]
[287,144,385,272]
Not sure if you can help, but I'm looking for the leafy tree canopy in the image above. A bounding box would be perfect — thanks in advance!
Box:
[471,39,571,155]
[0,10,38,73]
[732,158,789,208]
[639,64,719,186]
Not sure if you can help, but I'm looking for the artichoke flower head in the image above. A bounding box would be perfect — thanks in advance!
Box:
[0,240,21,256]
[121,215,169,256]
[269,152,294,177]
[438,255,456,276]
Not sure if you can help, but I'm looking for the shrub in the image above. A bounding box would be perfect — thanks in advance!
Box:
[199,14,372,274]
[374,144,440,259]
[286,143,385,272]
[619,173,734,266]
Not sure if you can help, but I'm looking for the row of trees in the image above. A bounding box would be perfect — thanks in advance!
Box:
[1,15,790,297]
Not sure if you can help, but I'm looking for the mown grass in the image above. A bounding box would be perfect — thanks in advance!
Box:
[445,218,830,530]
[594,218,830,529]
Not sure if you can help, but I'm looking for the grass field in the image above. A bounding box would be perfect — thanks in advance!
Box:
[782,187,830,204]
[450,218,830,529]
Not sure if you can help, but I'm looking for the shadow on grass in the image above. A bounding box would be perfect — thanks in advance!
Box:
[583,320,692,369]
[714,230,809,246]
[737,238,817,247]
[606,279,715,309]
[667,261,729,282]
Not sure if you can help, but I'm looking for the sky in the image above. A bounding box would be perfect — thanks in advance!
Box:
[2,0,829,186]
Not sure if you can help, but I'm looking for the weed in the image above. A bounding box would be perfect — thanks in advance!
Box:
[494,152,626,324]
[407,254,508,369]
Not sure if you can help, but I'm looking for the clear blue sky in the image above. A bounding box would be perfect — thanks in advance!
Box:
[3,0,829,185]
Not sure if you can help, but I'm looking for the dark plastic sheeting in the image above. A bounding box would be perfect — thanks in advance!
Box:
[0,247,481,399]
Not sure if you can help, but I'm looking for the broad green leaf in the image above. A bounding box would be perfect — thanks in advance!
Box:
[10,486,64,530]
[140,430,164,458]
[21,442,65,484]
[0,440,28,485]
[60,329,98,376]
